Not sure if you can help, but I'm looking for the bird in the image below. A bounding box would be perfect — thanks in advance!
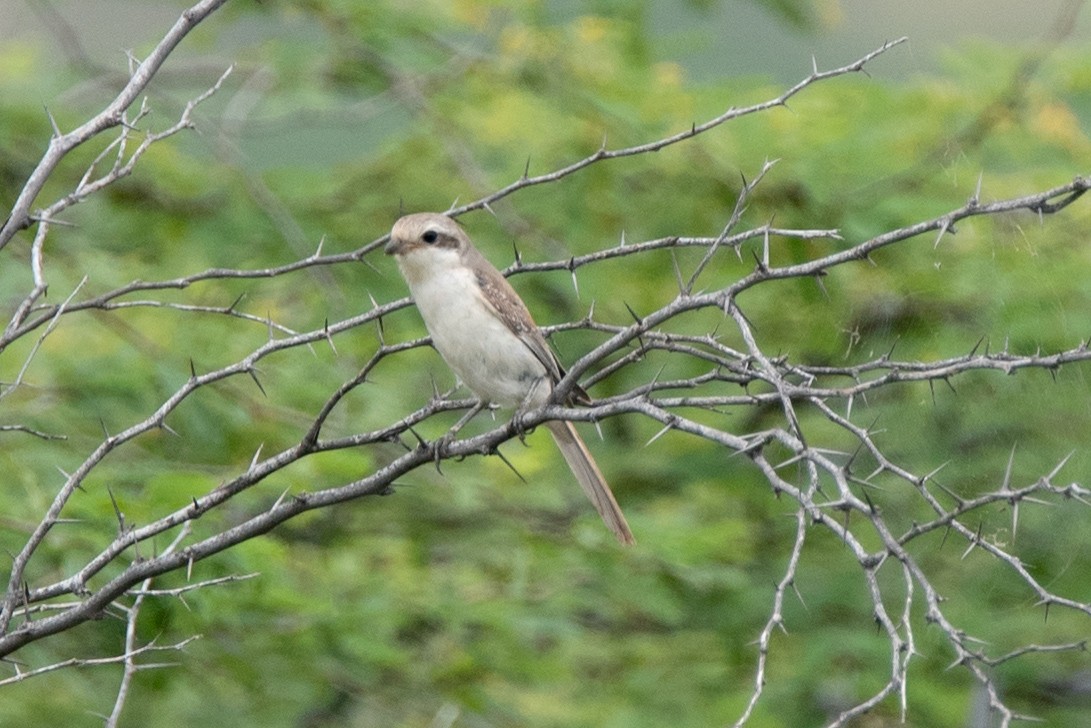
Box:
[385,212,634,545]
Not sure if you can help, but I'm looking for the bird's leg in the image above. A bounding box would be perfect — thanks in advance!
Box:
[450,400,489,438]
[431,400,491,473]
[511,376,552,444]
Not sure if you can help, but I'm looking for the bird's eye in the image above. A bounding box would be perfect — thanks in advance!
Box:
[422,230,439,244]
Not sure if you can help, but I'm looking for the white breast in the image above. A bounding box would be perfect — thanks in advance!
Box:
[396,247,548,407]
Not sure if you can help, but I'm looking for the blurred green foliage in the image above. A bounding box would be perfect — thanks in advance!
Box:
[2,1,1091,727]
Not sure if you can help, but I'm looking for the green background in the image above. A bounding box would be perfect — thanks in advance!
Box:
[2,1,1091,726]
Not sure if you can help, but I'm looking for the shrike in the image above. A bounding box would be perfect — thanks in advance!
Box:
[385,212,634,545]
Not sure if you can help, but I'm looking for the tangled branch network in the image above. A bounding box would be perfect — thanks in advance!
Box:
[1,4,1090,724]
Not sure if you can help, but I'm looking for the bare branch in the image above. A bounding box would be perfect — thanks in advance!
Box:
[437,38,909,224]
[0,0,230,251]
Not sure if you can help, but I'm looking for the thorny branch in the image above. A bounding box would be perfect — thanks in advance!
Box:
[0,0,231,252]
[2,23,1090,728]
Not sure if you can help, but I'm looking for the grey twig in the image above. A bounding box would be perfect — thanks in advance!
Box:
[0,0,231,251]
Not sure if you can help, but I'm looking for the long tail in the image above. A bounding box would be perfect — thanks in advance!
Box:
[545,420,635,545]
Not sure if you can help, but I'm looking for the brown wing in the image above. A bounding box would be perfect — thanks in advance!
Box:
[466,245,590,404]
[472,263,561,380]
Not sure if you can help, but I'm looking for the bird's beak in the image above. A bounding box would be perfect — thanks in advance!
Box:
[384,237,402,255]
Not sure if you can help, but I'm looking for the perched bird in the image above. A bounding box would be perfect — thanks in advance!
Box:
[385,212,634,545]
